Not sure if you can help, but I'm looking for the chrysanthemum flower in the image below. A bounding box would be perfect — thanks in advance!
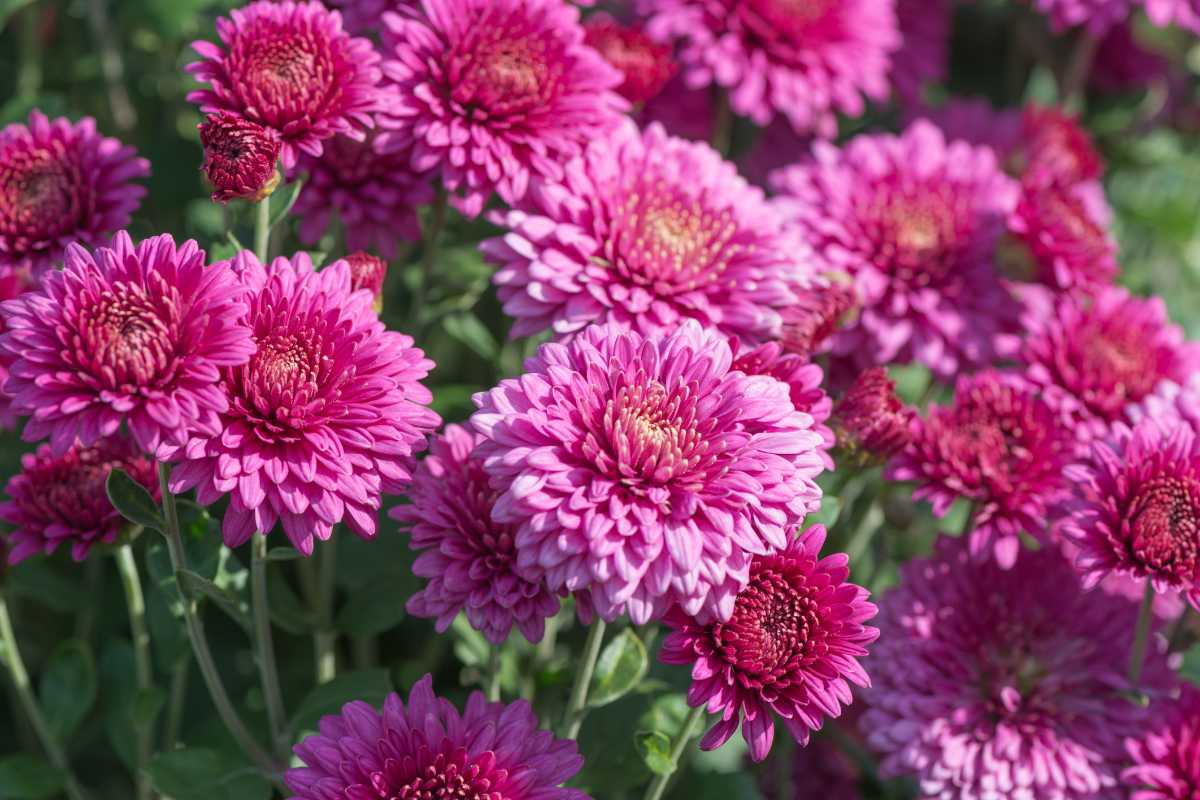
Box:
[1123,685,1200,799]
[889,370,1072,568]
[640,75,715,142]
[0,110,148,275]
[343,251,387,304]
[639,0,899,137]
[772,120,1020,378]
[0,437,157,564]
[832,367,913,462]
[863,535,1172,799]
[780,283,857,360]
[1128,374,1200,432]
[471,320,825,624]
[0,267,32,431]
[1092,21,1170,92]
[198,113,282,204]
[324,0,413,34]
[287,674,588,800]
[1005,175,1118,291]
[732,340,834,469]
[290,133,432,260]
[1144,0,1200,32]
[892,0,951,108]
[1019,105,1104,186]
[1032,0,1135,34]
[485,122,805,342]
[392,423,561,644]
[376,0,627,218]
[584,14,676,104]
[924,97,1023,155]
[163,253,439,555]
[187,0,384,171]
[0,232,255,457]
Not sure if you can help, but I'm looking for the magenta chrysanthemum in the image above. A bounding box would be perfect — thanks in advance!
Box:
[772,120,1020,378]
[0,110,148,275]
[832,367,913,462]
[376,0,627,217]
[0,437,158,564]
[344,251,388,302]
[1005,175,1118,291]
[323,0,413,33]
[892,0,951,108]
[639,0,899,137]
[0,267,31,431]
[163,252,439,555]
[584,14,676,104]
[198,113,282,204]
[391,423,561,645]
[0,232,255,457]
[863,535,1172,800]
[889,370,1072,568]
[660,525,877,762]
[291,133,433,259]
[485,121,806,342]
[1092,22,1170,92]
[187,0,384,171]
[286,674,588,800]
[1019,104,1105,186]
[1123,686,1200,799]
[471,320,825,625]
[1129,374,1200,433]
[1032,0,1135,34]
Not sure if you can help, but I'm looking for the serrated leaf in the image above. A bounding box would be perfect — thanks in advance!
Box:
[588,628,648,708]
[442,313,499,360]
[106,469,164,533]
[635,730,674,776]
[145,749,270,800]
[0,754,64,799]
[290,669,392,734]
[38,639,97,741]
[177,569,252,633]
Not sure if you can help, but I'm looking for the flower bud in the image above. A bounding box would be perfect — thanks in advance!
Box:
[832,367,913,464]
[199,113,282,204]
[344,251,387,312]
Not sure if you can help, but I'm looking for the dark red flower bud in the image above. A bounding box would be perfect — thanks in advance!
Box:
[584,15,676,105]
[199,113,282,204]
[833,367,912,462]
[344,251,387,310]
[781,282,857,359]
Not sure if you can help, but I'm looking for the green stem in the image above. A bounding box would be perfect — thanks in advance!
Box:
[1128,582,1155,688]
[163,657,189,752]
[114,544,154,800]
[560,618,607,739]
[487,645,503,702]
[1060,30,1099,110]
[254,195,272,264]
[251,535,288,760]
[642,705,705,800]
[412,186,448,324]
[314,541,338,685]
[711,88,733,156]
[1167,606,1192,654]
[16,6,42,100]
[0,591,91,800]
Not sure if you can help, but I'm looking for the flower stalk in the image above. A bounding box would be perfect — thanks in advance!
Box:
[642,705,705,800]
[114,543,154,800]
[251,534,288,760]
[1128,582,1155,689]
[560,618,607,739]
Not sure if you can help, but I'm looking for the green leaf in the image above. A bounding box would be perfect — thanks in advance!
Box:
[38,639,97,741]
[442,313,499,360]
[132,685,168,729]
[0,754,65,799]
[266,568,316,635]
[99,642,138,768]
[450,614,490,668]
[290,669,393,734]
[269,178,305,230]
[587,628,648,708]
[7,560,84,612]
[106,469,164,533]
[806,495,841,529]
[145,749,270,800]
[334,574,415,637]
[1181,644,1200,687]
[0,0,35,31]
[634,730,674,776]
[177,569,252,633]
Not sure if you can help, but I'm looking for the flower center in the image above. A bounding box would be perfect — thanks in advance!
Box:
[234,32,334,127]
[863,183,967,287]
[1077,324,1159,415]
[387,750,497,800]
[713,566,820,682]
[740,0,838,44]
[244,330,328,426]
[0,148,83,241]
[450,26,561,117]
[77,285,176,389]
[1129,476,1200,578]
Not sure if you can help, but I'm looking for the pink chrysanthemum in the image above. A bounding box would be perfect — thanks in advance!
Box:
[0,267,32,430]
[187,0,384,171]
[1144,0,1200,32]
[484,121,806,342]
[391,423,561,644]
[376,0,627,217]
[1005,176,1118,291]
[0,110,148,275]
[924,97,1023,156]
[323,0,413,33]
[0,437,158,564]
[584,14,676,104]
[287,674,588,800]
[639,0,899,137]
[1124,686,1200,799]
[163,253,439,555]
[0,232,255,457]
[889,370,1072,568]
[1019,105,1105,186]
[471,320,825,624]
[832,367,913,462]
[198,113,282,204]
[640,75,714,142]
[732,339,834,469]
[892,0,951,108]
[344,251,387,303]
[660,525,877,761]
[772,120,1020,378]
[863,535,1173,800]
[290,133,432,260]
[1031,0,1134,34]
[1129,374,1200,432]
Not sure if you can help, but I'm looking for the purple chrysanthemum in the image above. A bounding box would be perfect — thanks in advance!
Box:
[187,0,384,171]
[0,267,32,431]
[1091,22,1170,92]
[376,0,627,217]
[863,535,1173,799]
[0,110,148,275]
[584,13,676,104]
[198,113,282,204]
[484,121,807,342]
[391,423,561,645]
[639,0,899,137]
[1005,175,1118,291]
[1123,686,1200,799]
[163,252,439,555]
[892,0,951,109]
[1129,374,1200,433]
[323,0,413,33]
[286,674,588,800]
[660,525,877,762]
[772,120,1020,378]
[0,232,255,457]
[780,282,857,361]
[471,320,825,625]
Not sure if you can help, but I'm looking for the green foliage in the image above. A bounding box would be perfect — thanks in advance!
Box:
[145,749,270,800]
[0,754,64,799]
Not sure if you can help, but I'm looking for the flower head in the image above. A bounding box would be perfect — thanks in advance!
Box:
[377,0,627,217]
[187,0,384,170]
[1144,0,1200,33]
[485,121,807,342]
[584,14,676,104]
[1004,176,1118,291]
[323,0,413,33]
[1092,21,1170,92]
[164,252,439,555]
[1019,105,1104,186]
[1032,0,1135,34]
[1123,685,1200,799]
[0,232,255,457]
[831,367,912,462]
[471,320,825,624]
[287,674,588,800]
[0,437,157,564]
[772,120,1020,378]
[344,251,387,305]
[780,282,857,360]
[391,423,561,644]
[0,267,32,431]
[639,0,899,137]
[0,110,148,275]
[863,535,1173,799]
[198,113,282,204]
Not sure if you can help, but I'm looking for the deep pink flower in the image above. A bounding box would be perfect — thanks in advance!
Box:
[660,525,877,761]
[1019,105,1105,186]
[0,267,32,431]
[892,0,951,109]
[772,120,1020,378]
[198,113,282,204]
[1144,0,1200,32]
[732,340,834,469]
[323,0,413,33]
[290,133,433,260]
[1032,0,1134,34]
[780,282,857,360]
[639,0,899,137]
[0,110,148,275]
[863,535,1173,799]
[344,251,387,303]
[1005,175,1118,291]
[1091,21,1170,92]
[923,97,1023,156]
[584,14,676,104]
[889,370,1072,568]
[471,321,825,624]
[286,674,588,800]
[640,75,714,142]
[1124,686,1200,799]
[376,0,627,217]
[391,423,561,645]
[187,0,384,171]
[484,121,806,343]
[0,437,158,564]
[0,232,255,457]
[163,253,439,555]
[1129,374,1200,433]
[832,367,913,462]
